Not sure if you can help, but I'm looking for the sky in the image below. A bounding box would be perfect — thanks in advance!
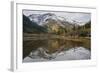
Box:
[23,10,91,24]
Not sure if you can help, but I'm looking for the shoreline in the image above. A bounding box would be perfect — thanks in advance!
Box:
[23,33,90,42]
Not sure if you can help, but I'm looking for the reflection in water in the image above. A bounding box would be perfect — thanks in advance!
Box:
[23,39,91,62]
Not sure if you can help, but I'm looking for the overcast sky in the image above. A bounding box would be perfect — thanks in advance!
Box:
[23,10,91,23]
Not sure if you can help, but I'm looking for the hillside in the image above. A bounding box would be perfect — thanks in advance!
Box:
[23,15,47,33]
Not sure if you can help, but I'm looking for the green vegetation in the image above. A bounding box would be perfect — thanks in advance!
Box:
[78,21,91,37]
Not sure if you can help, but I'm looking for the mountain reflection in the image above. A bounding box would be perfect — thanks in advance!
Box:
[23,39,90,62]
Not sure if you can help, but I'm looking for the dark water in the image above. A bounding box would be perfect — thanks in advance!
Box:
[23,38,91,62]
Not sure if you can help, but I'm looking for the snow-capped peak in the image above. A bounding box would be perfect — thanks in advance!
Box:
[28,14,40,24]
[28,13,60,25]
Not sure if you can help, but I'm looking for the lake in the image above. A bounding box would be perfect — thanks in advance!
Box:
[23,38,91,62]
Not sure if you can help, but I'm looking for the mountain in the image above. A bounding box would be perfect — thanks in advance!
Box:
[28,13,76,34]
[24,13,87,34]
[28,13,56,25]
[28,14,41,25]
[28,13,65,27]
[23,12,91,38]
[23,15,47,33]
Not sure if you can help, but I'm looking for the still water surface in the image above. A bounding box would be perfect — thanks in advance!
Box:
[23,39,91,62]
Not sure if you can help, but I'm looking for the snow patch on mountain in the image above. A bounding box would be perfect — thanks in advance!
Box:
[28,13,65,25]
